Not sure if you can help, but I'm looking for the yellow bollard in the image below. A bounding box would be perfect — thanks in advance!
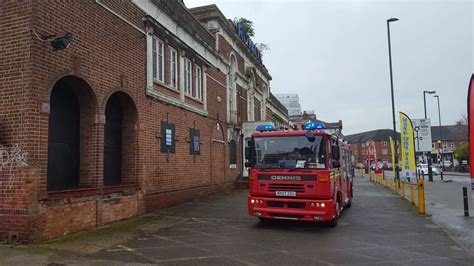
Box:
[402,181,406,199]
[410,185,415,205]
[385,176,388,187]
[418,179,425,215]
[390,178,394,191]
[396,179,400,194]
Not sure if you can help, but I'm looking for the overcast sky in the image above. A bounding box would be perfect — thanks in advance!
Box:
[186,0,473,135]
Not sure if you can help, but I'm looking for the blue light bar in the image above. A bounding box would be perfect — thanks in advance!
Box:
[304,122,325,130]
[256,124,275,132]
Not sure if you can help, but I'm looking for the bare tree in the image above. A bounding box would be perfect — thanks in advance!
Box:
[456,113,468,125]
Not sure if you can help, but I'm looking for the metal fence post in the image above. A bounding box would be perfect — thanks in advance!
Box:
[402,181,406,199]
[418,179,425,215]
[463,187,470,217]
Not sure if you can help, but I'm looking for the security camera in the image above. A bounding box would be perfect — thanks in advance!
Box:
[51,32,73,51]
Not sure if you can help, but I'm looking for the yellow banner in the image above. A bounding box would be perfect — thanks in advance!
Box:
[389,136,395,172]
[399,112,416,179]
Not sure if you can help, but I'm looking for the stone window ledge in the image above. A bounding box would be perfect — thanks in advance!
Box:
[46,184,140,200]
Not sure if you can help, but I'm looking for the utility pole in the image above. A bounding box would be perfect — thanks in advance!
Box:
[423,90,436,182]
[434,95,443,180]
[387,17,400,184]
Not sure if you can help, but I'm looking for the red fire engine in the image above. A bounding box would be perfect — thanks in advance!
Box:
[245,122,353,227]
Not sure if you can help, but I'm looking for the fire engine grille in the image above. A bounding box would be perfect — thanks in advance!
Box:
[269,213,304,219]
[268,183,305,192]
[267,201,306,209]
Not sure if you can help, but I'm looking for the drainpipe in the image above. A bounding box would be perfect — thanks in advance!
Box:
[95,0,152,93]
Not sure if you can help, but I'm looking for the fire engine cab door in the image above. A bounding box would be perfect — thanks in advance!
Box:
[340,171,347,205]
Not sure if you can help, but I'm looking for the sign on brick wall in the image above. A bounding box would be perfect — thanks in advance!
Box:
[160,121,175,153]
[189,128,200,155]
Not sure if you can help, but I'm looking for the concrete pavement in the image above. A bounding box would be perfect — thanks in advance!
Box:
[424,174,474,255]
[1,177,473,265]
[379,170,474,254]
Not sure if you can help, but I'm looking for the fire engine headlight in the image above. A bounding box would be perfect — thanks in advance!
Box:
[316,203,320,207]
[310,202,315,207]
[250,199,255,204]
[321,203,325,208]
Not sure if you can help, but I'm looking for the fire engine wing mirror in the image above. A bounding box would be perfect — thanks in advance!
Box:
[331,145,340,160]
[332,160,341,168]
[304,131,316,142]
[245,146,251,161]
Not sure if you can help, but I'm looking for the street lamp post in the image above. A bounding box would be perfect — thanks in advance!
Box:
[434,95,443,180]
[423,90,436,119]
[423,90,436,182]
[387,17,400,184]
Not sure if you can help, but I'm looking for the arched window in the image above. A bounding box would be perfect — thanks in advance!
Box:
[47,76,96,191]
[103,92,138,186]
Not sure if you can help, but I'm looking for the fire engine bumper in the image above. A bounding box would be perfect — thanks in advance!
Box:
[248,196,336,222]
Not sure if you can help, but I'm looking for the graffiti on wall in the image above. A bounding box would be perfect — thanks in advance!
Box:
[0,144,28,191]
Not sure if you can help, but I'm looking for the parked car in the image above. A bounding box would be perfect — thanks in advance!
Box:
[441,160,453,168]
[417,163,440,175]
[370,162,384,170]
[385,162,393,169]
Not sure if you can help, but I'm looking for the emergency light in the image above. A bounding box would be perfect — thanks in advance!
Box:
[256,124,275,132]
[305,122,325,130]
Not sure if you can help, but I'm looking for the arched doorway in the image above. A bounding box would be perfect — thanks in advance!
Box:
[103,91,138,186]
[47,75,96,191]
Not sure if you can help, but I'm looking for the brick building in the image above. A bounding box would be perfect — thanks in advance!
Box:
[347,125,468,168]
[0,0,287,243]
[431,124,468,165]
[346,129,400,167]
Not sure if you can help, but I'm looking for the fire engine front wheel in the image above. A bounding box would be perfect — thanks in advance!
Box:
[327,201,340,228]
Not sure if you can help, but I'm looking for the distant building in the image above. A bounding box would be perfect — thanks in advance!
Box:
[275,94,302,116]
[346,124,468,167]
[290,111,343,137]
[431,124,468,165]
[346,129,400,166]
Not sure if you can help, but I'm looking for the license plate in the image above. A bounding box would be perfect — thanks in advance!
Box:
[276,191,296,197]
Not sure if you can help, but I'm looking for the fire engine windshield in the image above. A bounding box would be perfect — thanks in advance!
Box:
[252,135,326,169]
